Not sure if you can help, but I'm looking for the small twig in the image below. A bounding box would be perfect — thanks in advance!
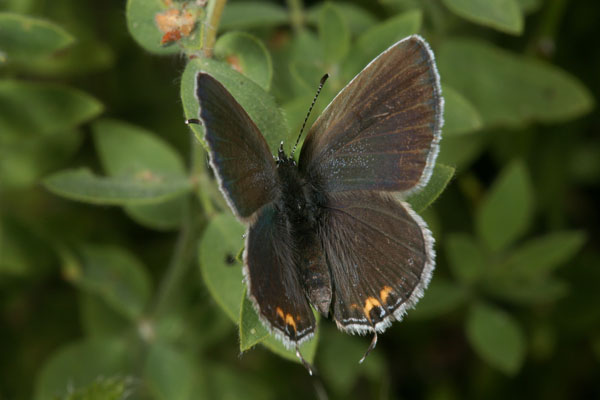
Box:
[203,0,227,58]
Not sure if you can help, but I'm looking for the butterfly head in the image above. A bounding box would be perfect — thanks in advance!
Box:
[276,141,297,167]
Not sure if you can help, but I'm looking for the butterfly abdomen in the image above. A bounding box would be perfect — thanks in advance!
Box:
[275,155,332,316]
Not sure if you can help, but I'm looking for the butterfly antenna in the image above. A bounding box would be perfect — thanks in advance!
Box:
[292,73,329,157]
[359,331,378,364]
[296,344,316,376]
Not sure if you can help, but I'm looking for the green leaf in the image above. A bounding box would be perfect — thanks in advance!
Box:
[318,3,350,65]
[516,0,542,13]
[219,2,288,31]
[355,10,422,65]
[181,57,291,153]
[144,344,198,400]
[93,118,188,229]
[446,233,485,284]
[0,80,103,138]
[125,0,178,55]
[44,168,191,205]
[485,276,569,304]
[59,377,131,400]
[317,325,384,395]
[34,338,129,400]
[443,85,483,136]
[437,131,486,170]
[506,231,586,278]
[0,215,55,276]
[466,302,526,375]
[261,325,319,365]
[476,160,534,252]
[66,245,152,320]
[0,128,83,189]
[411,277,468,319]
[0,12,74,64]
[124,198,187,231]
[79,293,132,338]
[239,290,269,352]
[205,363,274,399]
[307,3,377,35]
[93,119,186,177]
[214,32,273,91]
[405,163,455,213]
[441,0,523,35]
[18,39,115,78]
[438,39,594,128]
[198,214,245,322]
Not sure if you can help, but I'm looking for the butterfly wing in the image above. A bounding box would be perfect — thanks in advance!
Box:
[195,73,279,219]
[196,73,315,345]
[244,204,316,346]
[320,192,434,333]
[299,35,443,194]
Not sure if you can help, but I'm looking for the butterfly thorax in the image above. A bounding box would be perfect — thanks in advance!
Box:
[276,151,333,316]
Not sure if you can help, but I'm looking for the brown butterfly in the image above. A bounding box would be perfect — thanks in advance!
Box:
[190,35,443,373]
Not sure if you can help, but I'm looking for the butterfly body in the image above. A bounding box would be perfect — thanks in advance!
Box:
[274,148,333,317]
[194,35,443,357]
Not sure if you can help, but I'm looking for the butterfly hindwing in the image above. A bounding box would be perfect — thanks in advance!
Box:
[196,73,279,219]
[320,191,434,333]
[299,35,443,194]
[244,204,317,346]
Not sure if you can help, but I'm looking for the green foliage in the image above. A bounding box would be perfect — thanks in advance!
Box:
[1,0,598,399]
[466,302,526,375]
[0,12,74,64]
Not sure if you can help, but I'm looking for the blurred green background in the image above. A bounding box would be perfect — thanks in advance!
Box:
[1,0,599,399]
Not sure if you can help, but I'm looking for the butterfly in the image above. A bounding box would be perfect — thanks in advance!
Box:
[190,34,443,372]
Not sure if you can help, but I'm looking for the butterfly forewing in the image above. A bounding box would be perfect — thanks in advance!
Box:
[320,192,434,333]
[299,35,443,194]
[244,204,317,346]
[196,73,278,219]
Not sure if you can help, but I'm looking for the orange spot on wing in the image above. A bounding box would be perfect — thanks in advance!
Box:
[380,286,393,304]
[363,297,382,322]
[285,314,297,332]
[276,307,284,320]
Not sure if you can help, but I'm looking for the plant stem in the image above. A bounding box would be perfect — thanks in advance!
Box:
[287,0,304,31]
[152,197,197,318]
[203,0,227,58]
